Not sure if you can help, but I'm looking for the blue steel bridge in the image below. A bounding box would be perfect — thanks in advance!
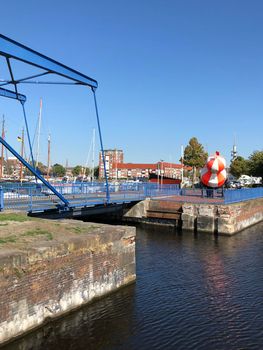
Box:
[0,34,187,215]
[1,181,262,214]
[0,34,262,215]
[0,182,181,213]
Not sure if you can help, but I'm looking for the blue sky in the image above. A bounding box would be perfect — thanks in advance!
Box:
[0,0,262,167]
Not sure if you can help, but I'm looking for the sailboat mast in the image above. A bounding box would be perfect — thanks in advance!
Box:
[0,115,5,179]
[92,128,95,182]
[20,128,24,182]
[36,98,43,168]
[47,134,51,179]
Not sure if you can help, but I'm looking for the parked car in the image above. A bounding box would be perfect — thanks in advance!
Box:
[230,181,242,189]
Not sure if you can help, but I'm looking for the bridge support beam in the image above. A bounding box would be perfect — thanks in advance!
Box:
[0,136,69,208]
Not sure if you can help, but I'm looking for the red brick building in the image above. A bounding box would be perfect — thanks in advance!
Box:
[99,150,189,180]
[99,149,124,179]
[112,162,189,180]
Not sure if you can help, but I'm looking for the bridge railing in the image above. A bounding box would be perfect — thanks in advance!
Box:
[224,187,263,204]
[2,184,63,212]
[2,181,262,212]
[180,188,224,199]
[0,182,181,211]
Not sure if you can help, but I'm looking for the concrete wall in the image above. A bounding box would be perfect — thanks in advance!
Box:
[182,197,263,235]
[0,221,136,345]
[124,199,149,220]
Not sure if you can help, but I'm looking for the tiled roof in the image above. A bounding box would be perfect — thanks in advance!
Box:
[115,163,157,169]
[112,162,191,170]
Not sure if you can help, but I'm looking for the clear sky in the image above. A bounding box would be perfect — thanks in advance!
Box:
[0,0,262,167]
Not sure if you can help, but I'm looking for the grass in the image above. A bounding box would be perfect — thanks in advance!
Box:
[0,213,31,222]
[0,236,17,244]
[22,228,53,240]
[66,225,99,234]
[13,267,23,278]
[0,228,53,245]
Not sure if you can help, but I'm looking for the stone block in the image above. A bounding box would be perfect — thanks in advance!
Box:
[181,213,196,231]
[197,215,215,233]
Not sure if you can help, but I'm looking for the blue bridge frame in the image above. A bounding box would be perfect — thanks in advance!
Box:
[0,34,110,208]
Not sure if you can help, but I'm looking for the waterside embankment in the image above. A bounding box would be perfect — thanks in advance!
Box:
[0,214,136,345]
[124,197,263,235]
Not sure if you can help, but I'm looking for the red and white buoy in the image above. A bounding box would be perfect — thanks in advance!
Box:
[201,151,227,188]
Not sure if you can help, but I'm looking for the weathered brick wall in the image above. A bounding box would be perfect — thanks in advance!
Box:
[0,222,136,345]
[217,197,263,234]
[182,197,263,234]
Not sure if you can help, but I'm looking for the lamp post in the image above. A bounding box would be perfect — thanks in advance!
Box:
[181,145,184,187]
[157,162,160,191]
[160,159,164,189]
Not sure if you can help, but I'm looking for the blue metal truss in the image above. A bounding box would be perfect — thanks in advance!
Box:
[0,87,26,102]
[0,34,110,209]
[0,34,98,88]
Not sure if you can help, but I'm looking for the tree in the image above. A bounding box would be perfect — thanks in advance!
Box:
[72,165,83,177]
[52,163,66,177]
[94,166,99,179]
[36,162,47,175]
[85,167,91,176]
[183,137,208,184]
[248,150,263,177]
[230,156,249,178]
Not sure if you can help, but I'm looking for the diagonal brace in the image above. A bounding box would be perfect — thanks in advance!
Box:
[0,136,70,208]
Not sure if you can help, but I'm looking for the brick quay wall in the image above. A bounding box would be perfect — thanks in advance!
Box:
[182,197,263,234]
[124,197,263,235]
[0,216,136,345]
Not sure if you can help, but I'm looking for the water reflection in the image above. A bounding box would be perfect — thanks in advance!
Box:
[3,285,136,350]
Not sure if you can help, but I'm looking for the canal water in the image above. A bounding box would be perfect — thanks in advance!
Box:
[3,223,263,350]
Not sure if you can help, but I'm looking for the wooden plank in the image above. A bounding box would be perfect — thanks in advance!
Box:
[146,211,181,220]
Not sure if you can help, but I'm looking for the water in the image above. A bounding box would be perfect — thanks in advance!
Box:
[3,223,263,350]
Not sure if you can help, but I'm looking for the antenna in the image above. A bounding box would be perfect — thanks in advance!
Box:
[231,133,238,162]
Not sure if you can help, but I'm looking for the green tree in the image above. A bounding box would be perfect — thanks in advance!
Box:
[36,162,47,175]
[85,167,91,176]
[52,163,66,177]
[248,150,263,177]
[72,165,83,177]
[183,137,208,184]
[94,166,99,179]
[230,156,249,178]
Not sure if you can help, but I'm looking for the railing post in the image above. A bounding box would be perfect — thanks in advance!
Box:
[29,187,33,212]
[0,186,4,211]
